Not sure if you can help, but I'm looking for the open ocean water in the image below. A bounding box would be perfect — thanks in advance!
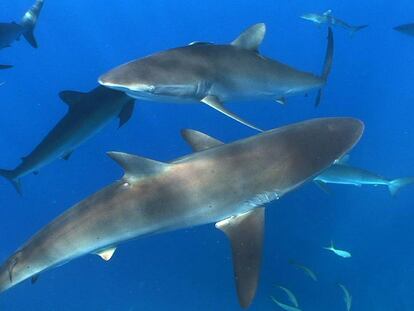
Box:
[0,0,413,310]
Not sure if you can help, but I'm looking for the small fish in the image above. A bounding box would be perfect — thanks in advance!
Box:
[270,296,302,311]
[338,283,352,311]
[276,286,299,307]
[324,241,351,258]
[301,10,367,34]
[288,260,318,281]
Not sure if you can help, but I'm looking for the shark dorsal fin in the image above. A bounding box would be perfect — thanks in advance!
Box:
[216,208,265,308]
[59,90,87,107]
[231,23,266,52]
[181,129,223,152]
[323,9,333,16]
[107,151,168,180]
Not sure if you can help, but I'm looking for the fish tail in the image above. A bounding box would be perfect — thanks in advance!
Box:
[315,27,334,107]
[0,169,22,195]
[20,0,45,48]
[388,177,414,197]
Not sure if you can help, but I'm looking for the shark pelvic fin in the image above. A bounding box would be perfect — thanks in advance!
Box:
[107,152,168,180]
[59,90,87,107]
[231,23,266,52]
[95,247,117,261]
[181,129,223,152]
[31,274,39,284]
[118,100,135,128]
[216,207,265,309]
[201,96,263,132]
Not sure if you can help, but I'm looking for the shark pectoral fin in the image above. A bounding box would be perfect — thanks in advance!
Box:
[231,23,266,52]
[313,180,331,194]
[201,96,263,132]
[107,152,169,180]
[315,27,334,107]
[215,208,265,309]
[118,100,135,128]
[95,247,117,261]
[59,90,88,107]
[23,30,38,48]
[180,129,223,152]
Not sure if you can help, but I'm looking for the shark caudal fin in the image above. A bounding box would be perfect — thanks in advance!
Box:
[20,0,44,48]
[388,177,414,197]
[351,25,368,34]
[0,169,21,195]
[315,27,334,107]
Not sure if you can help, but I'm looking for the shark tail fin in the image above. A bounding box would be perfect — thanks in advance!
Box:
[20,0,44,48]
[351,25,368,34]
[315,27,334,107]
[388,177,414,197]
[0,169,21,195]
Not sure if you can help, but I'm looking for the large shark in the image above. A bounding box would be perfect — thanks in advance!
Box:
[99,23,334,131]
[0,117,363,308]
[301,10,367,34]
[0,0,44,69]
[314,158,414,196]
[0,86,135,194]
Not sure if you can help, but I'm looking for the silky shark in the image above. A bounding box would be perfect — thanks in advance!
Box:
[99,23,334,131]
[0,86,135,194]
[394,23,414,37]
[0,0,45,69]
[301,10,367,34]
[314,158,414,196]
[0,117,363,308]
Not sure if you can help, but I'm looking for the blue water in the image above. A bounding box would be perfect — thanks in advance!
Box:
[0,0,413,310]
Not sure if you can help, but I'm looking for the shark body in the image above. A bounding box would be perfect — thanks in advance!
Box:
[0,0,45,69]
[0,86,135,194]
[99,23,334,130]
[301,10,367,34]
[0,118,363,308]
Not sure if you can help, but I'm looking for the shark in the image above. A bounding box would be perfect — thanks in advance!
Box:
[0,0,45,69]
[394,23,414,37]
[0,117,363,308]
[270,296,302,311]
[99,23,334,131]
[301,10,367,34]
[0,86,135,194]
[288,259,318,281]
[314,158,414,196]
[338,283,352,311]
[276,286,299,308]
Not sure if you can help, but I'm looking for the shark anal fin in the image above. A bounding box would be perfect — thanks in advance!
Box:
[181,129,223,152]
[216,208,265,309]
[118,100,135,128]
[31,274,39,284]
[95,247,117,261]
[201,96,262,132]
[107,151,168,180]
[231,23,266,52]
[62,151,73,161]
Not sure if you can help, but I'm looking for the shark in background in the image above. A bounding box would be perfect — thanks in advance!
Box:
[394,23,414,36]
[301,10,368,34]
[0,0,44,69]
[0,86,135,194]
[0,118,363,309]
[314,156,414,196]
[99,23,334,131]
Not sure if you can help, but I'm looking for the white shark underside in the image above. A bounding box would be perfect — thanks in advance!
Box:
[0,117,363,308]
[99,23,334,130]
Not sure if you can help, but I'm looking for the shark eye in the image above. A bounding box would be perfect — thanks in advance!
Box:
[123,182,130,187]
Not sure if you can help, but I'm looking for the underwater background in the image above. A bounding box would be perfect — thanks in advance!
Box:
[0,0,413,310]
